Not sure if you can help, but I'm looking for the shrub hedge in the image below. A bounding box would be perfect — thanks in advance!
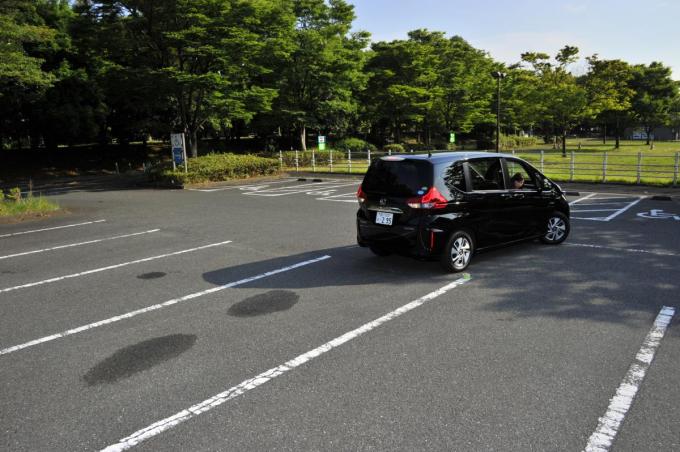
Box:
[152,153,279,185]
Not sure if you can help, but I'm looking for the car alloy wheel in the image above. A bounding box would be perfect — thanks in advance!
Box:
[541,212,570,244]
[441,231,474,272]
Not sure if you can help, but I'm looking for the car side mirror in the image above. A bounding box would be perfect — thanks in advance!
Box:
[541,177,553,191]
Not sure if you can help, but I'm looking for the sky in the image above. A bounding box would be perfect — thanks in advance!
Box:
[350,0,680,79]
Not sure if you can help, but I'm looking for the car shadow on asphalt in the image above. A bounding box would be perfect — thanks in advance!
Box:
[203,235,679,327]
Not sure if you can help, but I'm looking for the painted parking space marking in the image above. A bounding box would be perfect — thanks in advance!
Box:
[569,193,645,222]
[0,219,106,239]
[0,255,330,356]
[186,178,300,192]
[100,275,470,452]
[0,229,160,260]
[584,306,675,452]
[243,181,358,197]
[0,240,233,294]
[317,192,358,203]
[637,209,680,221]
[566,242,679,257]
[569,193,597,205]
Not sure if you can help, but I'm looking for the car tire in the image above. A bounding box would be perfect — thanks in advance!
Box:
[369,244,391,256]
[540,211,570,244]
[440,231,474,272]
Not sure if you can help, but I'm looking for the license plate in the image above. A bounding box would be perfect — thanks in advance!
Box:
[375,211,394,226]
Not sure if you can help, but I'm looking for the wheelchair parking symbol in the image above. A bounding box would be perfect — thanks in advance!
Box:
[637,209,680,220]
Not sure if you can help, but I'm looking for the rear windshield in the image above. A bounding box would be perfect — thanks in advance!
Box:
[362,158,433,197]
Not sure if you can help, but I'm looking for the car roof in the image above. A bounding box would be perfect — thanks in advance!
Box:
[387,151,517,163]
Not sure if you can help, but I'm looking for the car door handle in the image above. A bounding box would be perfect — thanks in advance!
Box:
[500,193,512,198]
[512,193,525,199]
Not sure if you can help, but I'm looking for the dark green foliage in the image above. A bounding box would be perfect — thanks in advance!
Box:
[334,137,377,152]
[1,1,679,162]
[382,144,405,153]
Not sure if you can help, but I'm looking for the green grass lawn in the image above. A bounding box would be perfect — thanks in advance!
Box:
[0,190,60,218]
[282,139,680,186]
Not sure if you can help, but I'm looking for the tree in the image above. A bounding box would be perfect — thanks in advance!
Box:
[630,62,678,145]
[83,0,295,157]
[274,0,368,151]
[584,56,634,148]
[0,1,57,147]
[520,46,596,157]
[363,30,493,146]
[431,35,495,141]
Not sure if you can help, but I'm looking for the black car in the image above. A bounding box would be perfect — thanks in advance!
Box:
[356,152,570,272]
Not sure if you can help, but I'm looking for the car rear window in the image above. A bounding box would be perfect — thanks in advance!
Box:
[362,158,433,197]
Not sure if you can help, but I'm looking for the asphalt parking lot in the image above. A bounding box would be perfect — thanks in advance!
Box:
[1,176,679,451]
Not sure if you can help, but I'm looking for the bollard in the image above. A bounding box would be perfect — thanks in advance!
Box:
[388,149,392,156]
[279,150,283,170]
[602,152,608,182]
[570,151,575,182]
[295,150,299,172]
[367,148,371,168]
[348,149,352,174]
[636,152,642,184]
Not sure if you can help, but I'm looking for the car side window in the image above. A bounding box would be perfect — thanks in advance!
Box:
[441,162,466,193]
[505,159,537,190]
[467,158,504,191]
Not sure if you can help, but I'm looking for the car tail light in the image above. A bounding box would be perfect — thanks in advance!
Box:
[356,185,366,204]
[407,187,447,210]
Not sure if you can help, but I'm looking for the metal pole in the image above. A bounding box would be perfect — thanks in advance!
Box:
[279,150,283,171]
[388,149,392,156]
[570,151,575,182]
[348,149,352,174]
[540,150,544,173]
[674,152,679,186]
[496,76,501,153]
[295,150,299,173]
[367,148,371,168]
[312,149,316,173]
[329,150,333,173]
[602,152,608,182]
[637,152,642,184]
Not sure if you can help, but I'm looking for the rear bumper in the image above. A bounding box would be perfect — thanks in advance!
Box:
[357,212,437,257]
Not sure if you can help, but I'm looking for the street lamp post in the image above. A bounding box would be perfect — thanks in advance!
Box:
[492,71,507,153]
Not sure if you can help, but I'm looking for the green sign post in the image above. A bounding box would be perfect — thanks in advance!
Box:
[449,132,456,144]
[318,135,326,151]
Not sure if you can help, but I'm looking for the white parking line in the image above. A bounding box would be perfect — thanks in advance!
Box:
[571,209,620,213]
[584,306,675,452]
[187,178,299,192]
[0,229,160,260]
[0,220,106,239]
[317,192,358,203]
[243,182,358,197]
[0,240,233,294]
[100,274,470,452]
[569,193,597,205]
[0,255,330,356]
[602,198,643,222]
[574,202,635,207]
[570,193,644,222]
[566,242,679,257]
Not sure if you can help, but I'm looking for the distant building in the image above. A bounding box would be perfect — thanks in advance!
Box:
[624,126,679,141]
